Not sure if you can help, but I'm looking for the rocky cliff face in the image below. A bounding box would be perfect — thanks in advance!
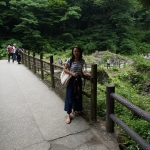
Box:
[92,51,132,65]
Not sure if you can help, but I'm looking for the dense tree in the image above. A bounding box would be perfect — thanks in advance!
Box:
[0,0,150,54]
[139,0,150,6]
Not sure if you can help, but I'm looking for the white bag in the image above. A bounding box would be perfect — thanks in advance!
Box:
[60,70,72,86]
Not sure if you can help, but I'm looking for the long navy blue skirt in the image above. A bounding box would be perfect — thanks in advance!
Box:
[64,76,83,114]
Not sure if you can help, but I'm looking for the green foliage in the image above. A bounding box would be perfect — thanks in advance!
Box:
[121,118,150,149]
[0,1,6,6]
[48,0,67,5]
[142,31,150,43]
[97,84,106,117]
[111,66,119,71]
[84,55,94,62]
[0,48,7,60]
[129,71,144,85]
[100,51,111,62]
[60,6,81,21]
[0,0,150,55]
[134,57,150,72]
[117,71,130,81]
[61,33,74,42]
[63,49,72,58]
[139,0,150,7]
[120,39,137,54]
[83,42,97,54]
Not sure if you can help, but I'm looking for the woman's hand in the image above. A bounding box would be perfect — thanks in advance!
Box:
[84,72,91,77]
[71,72,78,77]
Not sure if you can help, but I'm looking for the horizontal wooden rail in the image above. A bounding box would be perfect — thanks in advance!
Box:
[82,91,91,98]
[106,85,150,150]
[110,114,150,150]
[43,69,51,75]
[42,60,49,64]
[111,93,150,122]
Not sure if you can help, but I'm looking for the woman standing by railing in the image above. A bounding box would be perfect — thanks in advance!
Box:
[63,45,90,124]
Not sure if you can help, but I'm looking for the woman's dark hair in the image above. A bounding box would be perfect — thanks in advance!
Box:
[70,45,83,61]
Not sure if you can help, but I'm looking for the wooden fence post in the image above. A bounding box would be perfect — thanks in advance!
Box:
[33,52,36,74]
[23,50,25,65]
[90,64,97,121]
[106,85,115,133]
[21,51,24,64]
[40,53,44,80]
[28,51,31,69]
[50,56,55,88]
[24,50,27,66]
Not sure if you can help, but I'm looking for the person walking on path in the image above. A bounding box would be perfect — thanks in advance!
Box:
[13,43,17,61]
[7,44,14,63]
[107,59,110,69]
[63,45,90,124]
[15,46,24,64]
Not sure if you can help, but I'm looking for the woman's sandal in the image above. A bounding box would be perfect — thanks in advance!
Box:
[66,116,71,124]
[72,111,79,116]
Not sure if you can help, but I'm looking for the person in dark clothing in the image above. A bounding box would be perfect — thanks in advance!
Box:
[107,59,110,69]
[15,46,24,64]
[58,58,63,65]
[63,45,90,124]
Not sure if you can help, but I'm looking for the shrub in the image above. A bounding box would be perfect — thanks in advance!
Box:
[117,71,130,81]
[134,57,150,72]
[61,33,74,42]
[0,49,7,60]
[83,42,97,54]
[129,71,144,85]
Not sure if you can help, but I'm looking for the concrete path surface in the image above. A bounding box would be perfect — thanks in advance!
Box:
[0,60,120,150]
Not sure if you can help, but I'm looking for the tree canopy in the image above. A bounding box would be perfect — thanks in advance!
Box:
[0,0,150,55]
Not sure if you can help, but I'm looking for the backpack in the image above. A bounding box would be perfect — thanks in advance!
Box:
[15,48,21,56]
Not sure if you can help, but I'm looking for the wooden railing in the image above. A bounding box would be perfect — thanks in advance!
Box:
[106,85,150,150]
[21,51,97,121]
[21,51,150,149]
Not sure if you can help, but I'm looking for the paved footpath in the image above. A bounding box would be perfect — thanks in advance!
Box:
[0,60,120,150]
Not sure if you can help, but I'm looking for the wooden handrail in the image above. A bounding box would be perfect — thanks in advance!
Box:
[106,85,150,150]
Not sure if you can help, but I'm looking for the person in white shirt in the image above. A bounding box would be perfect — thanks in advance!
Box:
[13,44,16,61]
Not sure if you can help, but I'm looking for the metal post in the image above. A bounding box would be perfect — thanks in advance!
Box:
[106,85,115,133]
[90,64,97,121]
[40,53,44,80]
[50,56,55,88]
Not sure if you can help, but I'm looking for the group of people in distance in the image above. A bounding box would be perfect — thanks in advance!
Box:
[7,44,24,64]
